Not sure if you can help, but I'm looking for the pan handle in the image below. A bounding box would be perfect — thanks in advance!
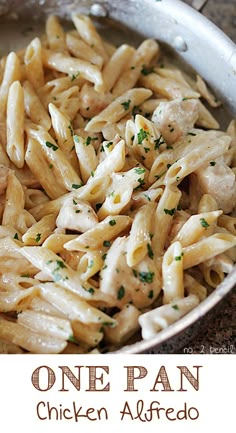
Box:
[191,0,209,12]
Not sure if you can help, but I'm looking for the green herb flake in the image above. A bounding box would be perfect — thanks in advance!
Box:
[68,335,80,344]
[103,240,111,247]
[105,141,113,149]
[175,253,184,261]
[121,99,131,111]
[35,233,41,243]
[95,203,103,211]
[148,290,154,299]
[49,163,53,169]
[172,304,179,311]
[109,220,116,226]
[138,271,154,283]
[132,269,138,278]
[210,161,216,166]
[167,163,172,169]
[75,210,81,213]
[88,287,95,294]
[13,233,19,240]
[72,183,83,189]
[101,321,116,328]
[134,167,146,175]
[21,274,30,278]
[187,132,197,136]
[71,72,80,81]
[154,134,165,150]
[55,260,67,270]
[137,128,149,144]
[117,285,125,300]
[147,243,154,259]
[164,208,176,216]
[200,218,210,228]
[149,232,154,240]
[45,141,58,151]
[144,193,151,202]
[141,65,155,76]
[68,123,73,136]
[102,253,107,261]
[85,136,98,146]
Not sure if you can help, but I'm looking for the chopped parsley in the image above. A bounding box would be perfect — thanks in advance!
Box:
[72,183,83,189]
[149,232,154,240]
[95,203,102,211]
[45,141,58,151]
[35,233,41,243]
[148,290,154,299]
[105,141,113,149]
[102,253,107,261]
[90,171,95,177]
[187,132,197,136]
[71,72,80,81]
[117,285,125,300]
[68,335,80,344]
[49,163,53,169]
[175,253,184,261]
[121,99,131,111]
[132,269,138,278]
[141,65,155,75]
[200,218,210,228]
[88,287,95,294]
[144,193,151,202]
[109,220,116,226]
[210,161,216,166]
[172,304,179,311]
[54,260,67,270]
[164,208,176,216]
[134,167,146,175]
[138,271,154,283]
[75,210,81,213]
[103,240,111,247]
[13,233,19,240]
[85,136,98,146]
[167,163,172,169]
[137,128,149,144]
[73,199,77,205]
[154,135,165,150]
[68,123,73,136]
[147,243,154,259]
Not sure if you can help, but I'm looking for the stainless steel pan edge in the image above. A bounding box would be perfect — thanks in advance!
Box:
[3,0,236,115]
[0,0,235,354]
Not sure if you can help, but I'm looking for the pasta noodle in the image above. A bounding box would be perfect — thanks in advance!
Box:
[0,13,235,354]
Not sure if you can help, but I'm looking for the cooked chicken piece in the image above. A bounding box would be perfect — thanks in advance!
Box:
[196,163,236,214]
[56,195,98,232]
[152,98,199,144]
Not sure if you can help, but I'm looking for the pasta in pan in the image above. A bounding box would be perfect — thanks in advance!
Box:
[0,13,235,354]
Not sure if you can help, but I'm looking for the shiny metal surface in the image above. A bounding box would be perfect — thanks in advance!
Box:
[0,0,235,354]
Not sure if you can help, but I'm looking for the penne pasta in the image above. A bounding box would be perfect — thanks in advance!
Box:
[0,12,235,354]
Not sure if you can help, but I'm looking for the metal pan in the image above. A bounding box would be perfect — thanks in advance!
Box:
[0,0,235,354]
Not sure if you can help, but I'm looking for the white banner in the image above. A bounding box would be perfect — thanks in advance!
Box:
[0,354,234,432]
